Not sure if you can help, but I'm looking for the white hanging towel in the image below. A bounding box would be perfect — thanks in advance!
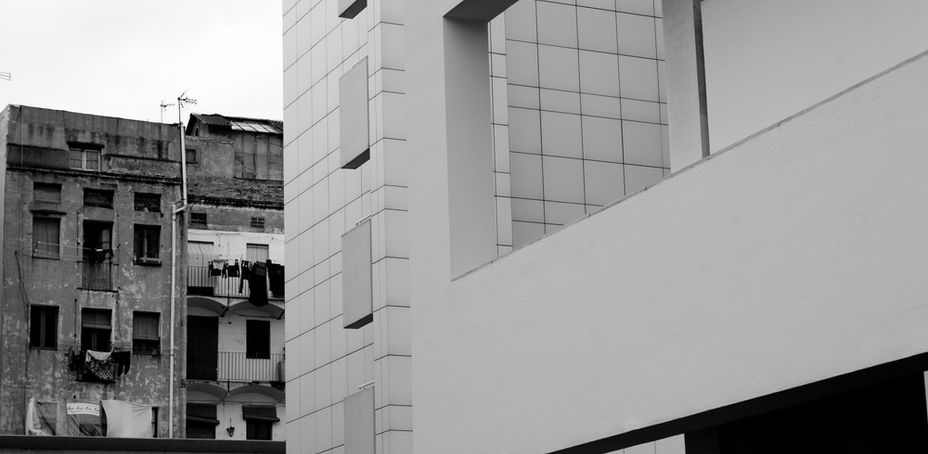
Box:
[102,400,153,438]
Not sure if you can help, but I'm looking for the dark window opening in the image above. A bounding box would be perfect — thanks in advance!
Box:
[82,221,113,290]
[186,148,197,163]
[186,403,218,439]
[34,182,61,203]
[151,407,159,438]
[190,213,207,228]
[134,193,161,212]
[83,188,113,208]
[246,320,270,359]
[250,216,266,229]
[246,243,269,262]
[81,308,111,351]
[30,305,58,349]
[132,311,160,355]
[243,405,277,440]
[32,216,60,258]
[134,225,161,262]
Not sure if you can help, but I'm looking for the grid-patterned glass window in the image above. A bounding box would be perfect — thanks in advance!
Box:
[246,243,269,262]
[190,213,207,228]
[34,182,61,203]
[32,216,60,258]
[134,225,161,261]
[132,312,160,355]
[30,305,58,349]
[134,193,161,212]
[70,148,101,171]
[250,217,265,229]
[83,188,113,208]
[81,308,111,351]
[245,320,270,359]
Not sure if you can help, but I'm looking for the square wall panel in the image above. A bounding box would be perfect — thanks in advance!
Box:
[624,164,664,194]
[510,153,544,199]
[584,160,625,206]
[506,41,540,87]
[617,12,657,58]
[509,108,542,154]
[541,111,582,159]
[536,1,578,48]
[538,45,580,91]
[542,156,585,203]
[578,6,618,53]
[622,120,663,167]
[619,55,659,102]
[581,116,623,163]
[579,50,620,97]
[505,0,537,42]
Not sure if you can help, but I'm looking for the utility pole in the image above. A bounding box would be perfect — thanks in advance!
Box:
[168,91,195,438]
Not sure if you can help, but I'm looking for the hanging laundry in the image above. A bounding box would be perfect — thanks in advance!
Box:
[102,400,152,438]
[227,259,240,278]
[26,398,56,436]
[66,402,103,437]
[249,261,268,306]
[210,259,226,276]
[239,261,251,293]
[268,262,285,298]
[112,351,131,376]
[84,350,116,382]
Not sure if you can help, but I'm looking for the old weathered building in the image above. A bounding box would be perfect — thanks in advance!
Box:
[182,114,286,441]
[0,105,185,437]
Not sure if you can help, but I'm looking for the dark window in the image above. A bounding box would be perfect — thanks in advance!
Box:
[30,305,58,349]
[134,193,161,212]
[83,188,113,208]
[243,405,278,440]
[185,403,218,439]
[151,407,159,438]
[132,312,160,355]
[32,216,60,258]
[246,320,270,359]
[81,308,111,351]
[250,217,266,229]
[190,213,207,228]
[70,148,101,171]
[134,225,161,262]
[81,221,113,290]
[34,182,61,203]
[186,148,197,163]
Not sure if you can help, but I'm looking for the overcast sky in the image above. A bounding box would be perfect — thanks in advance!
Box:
[0,0,283,124]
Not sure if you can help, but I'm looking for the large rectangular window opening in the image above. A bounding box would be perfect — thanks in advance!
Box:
[83,188,113,208]
[134,193,161,212]
[70,147,101,171]
[30,305,58,349]
[32,216,61,259]
[246,319,270,359]
[246,243,269,262]
[134,224,161,263]
[82,221,113,290]
[132,311,160,355]
[34,182,62,203]
[81,308,112,351]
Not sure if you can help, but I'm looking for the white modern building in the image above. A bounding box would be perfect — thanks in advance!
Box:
[284,0,928,453]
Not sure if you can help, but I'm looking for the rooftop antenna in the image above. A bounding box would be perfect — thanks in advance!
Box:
[159,100,175,124]
[0,72,10,81]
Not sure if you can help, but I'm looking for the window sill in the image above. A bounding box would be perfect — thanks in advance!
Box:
[77,287,118,293]
[31,255,60,261]
[134,258,162,266]
[30,346,58,351]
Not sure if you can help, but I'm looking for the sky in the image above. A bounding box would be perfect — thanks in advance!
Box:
[0,0,283,124]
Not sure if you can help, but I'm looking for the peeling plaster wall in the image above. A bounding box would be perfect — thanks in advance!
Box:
[0,105,184,437]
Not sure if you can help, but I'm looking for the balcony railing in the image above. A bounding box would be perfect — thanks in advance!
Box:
[217,352,284,383]
[187,265,284,299]
[81,261,113,291]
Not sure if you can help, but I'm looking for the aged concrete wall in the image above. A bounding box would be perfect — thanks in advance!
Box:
[0,105,185,437]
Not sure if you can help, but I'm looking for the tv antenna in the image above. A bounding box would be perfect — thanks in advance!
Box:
[0,72,10,81]
[159,100,175,123]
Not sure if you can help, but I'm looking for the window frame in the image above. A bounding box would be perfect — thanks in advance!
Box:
[30,305,59,350]
[83,188,114,208]
[245,319,271,359]
[81,308,112,352]
[69,147,101,171]
[132,311,161,355]
[133,193,162,213]
[250,217,266,229]
[134,224,161,264]
[32,216,61,259]
[33,182,62,203]
[190,213,208,228]
[246,243,269,263]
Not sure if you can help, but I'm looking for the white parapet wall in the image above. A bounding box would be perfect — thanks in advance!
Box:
[409,32,928,454]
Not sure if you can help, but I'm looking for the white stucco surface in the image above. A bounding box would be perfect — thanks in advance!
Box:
[702,0,928,153]
[410,27,928,453]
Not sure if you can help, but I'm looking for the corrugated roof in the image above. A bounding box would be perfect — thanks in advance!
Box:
[188,113,283,135]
